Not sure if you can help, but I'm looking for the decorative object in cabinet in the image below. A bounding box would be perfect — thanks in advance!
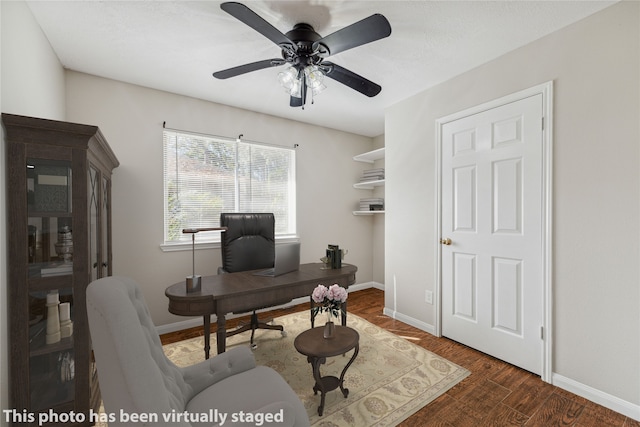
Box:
[3,113,119,424]
[352,147,385,215]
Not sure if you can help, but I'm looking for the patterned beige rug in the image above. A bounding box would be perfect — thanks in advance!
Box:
[163,312,470,426]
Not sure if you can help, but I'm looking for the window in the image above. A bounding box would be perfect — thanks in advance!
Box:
[163,130,296,246]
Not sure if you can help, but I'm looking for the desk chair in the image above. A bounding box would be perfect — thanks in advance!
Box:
[219,213,289,349]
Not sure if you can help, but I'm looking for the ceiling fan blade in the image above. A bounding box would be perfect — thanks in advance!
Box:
[213,59,285,79]
[220,2,295,49]
[314,14,391,57]
[322,62,382,97]
[290,96,303,107]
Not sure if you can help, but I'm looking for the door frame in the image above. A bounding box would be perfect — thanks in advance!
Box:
[434,81,554,382]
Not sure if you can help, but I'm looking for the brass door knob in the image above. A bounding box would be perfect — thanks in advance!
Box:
[440,238,452,245]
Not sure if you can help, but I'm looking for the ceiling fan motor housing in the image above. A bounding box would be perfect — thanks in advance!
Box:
[282,23,327,67]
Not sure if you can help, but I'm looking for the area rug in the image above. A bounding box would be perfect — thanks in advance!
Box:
[163,312,469,426]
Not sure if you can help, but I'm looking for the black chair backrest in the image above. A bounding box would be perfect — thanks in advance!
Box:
[219,213,275,273]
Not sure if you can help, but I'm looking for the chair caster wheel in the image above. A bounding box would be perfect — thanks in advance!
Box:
[281,331,288,337]
[251,343,258,350]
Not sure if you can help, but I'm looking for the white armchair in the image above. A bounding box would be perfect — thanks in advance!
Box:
[87,276,309,427]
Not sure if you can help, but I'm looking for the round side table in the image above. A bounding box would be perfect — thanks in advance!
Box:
[294,325,359,416]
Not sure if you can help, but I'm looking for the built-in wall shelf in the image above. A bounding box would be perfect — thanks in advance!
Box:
[353,179,385,190]
[352,210,385,216]
[353,147,385,163]
[353,147,385,216]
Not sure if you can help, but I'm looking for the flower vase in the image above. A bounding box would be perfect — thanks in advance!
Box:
[323,311,335,339]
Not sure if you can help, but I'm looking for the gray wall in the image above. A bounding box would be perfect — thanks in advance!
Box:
[385,0,639,414]
[0,2,67,422]
[64,71,379,327]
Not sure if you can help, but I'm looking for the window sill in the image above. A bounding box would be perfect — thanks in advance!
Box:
[160,240,221,252]
[159,235,300,252]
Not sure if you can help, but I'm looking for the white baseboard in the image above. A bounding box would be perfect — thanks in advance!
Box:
[552,373,640,421]
[349,281,384,292]
[156,281,384,335]
[378,310,640,422]
[382,307,437,336]
[156,317,204,335]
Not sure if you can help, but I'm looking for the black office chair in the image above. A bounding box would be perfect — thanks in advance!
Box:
[218,213,288,349]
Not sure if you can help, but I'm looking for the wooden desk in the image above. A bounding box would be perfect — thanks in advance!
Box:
[165,263,357,357]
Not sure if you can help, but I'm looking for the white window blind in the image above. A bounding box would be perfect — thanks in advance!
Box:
[163,130,296,244]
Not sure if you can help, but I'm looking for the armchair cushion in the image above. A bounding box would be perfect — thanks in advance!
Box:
[186,367,302,427]
[181,346,256,396]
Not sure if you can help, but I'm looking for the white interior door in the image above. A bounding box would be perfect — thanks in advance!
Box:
[440,93,544,375]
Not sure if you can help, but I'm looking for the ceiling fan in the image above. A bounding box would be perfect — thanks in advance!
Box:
[212,2,392,108]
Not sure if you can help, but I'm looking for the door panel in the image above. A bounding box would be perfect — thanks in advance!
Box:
[453,166,476,232]
[453,252,476,321]
[493,256,522,335]
[493,158,522,234]
[441,94,543,375]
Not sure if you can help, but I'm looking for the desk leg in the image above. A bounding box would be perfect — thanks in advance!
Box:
[216,314,227,354]
[203,315,211,360]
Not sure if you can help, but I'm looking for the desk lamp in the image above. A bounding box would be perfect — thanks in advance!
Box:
[182,227,227,293]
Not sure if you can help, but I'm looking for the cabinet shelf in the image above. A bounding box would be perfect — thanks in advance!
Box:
[28,211,72,218]
[30,334,74,357]
[28,275,73,292]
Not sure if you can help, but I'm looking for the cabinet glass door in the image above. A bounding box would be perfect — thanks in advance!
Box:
[88,166,99,282]
[28,288,75,411]
[26,158,76,410]
[101,175,111,277]
[27,159,73,278]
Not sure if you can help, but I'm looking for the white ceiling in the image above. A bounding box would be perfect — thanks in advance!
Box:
[26,1,615,137]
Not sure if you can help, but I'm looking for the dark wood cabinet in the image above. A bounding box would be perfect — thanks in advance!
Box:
[3,114,119,425]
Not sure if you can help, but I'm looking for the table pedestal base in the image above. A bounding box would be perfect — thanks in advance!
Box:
[307,345,359,416]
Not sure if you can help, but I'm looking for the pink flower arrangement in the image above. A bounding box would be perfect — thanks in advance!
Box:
[312,284,348,318]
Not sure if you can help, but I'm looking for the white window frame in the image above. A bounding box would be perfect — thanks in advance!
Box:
[160,129,297,251]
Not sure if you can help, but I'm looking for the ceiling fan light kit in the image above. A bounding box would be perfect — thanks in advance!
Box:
[278,65,326,98]
[213,2,391,108]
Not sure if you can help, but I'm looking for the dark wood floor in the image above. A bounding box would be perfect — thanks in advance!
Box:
[160,288,639,427]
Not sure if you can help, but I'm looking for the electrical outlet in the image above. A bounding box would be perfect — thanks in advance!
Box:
[425,290,433,304]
